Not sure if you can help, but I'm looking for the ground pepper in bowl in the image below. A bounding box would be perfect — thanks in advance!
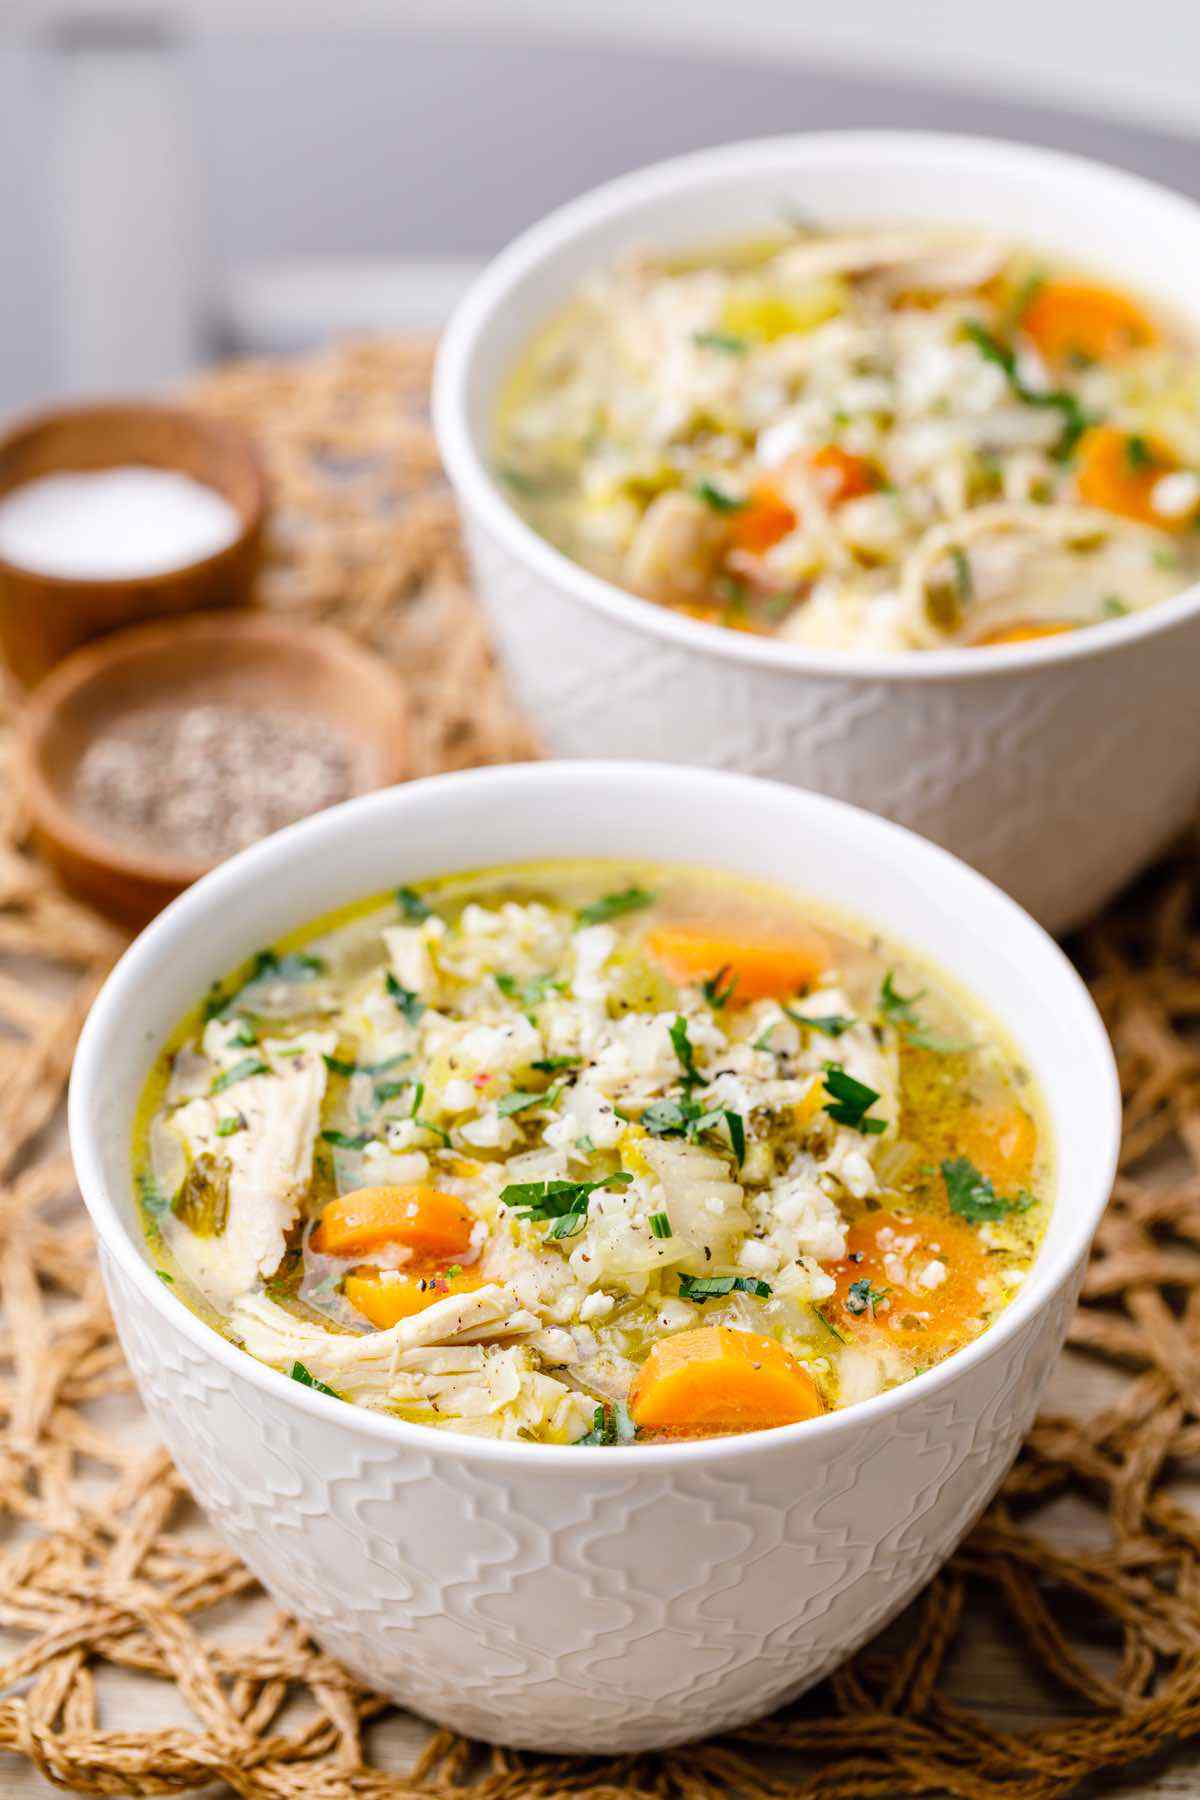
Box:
[72,702,358,863]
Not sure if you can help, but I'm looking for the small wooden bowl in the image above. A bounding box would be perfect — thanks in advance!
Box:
[0,401,267,687]
[18,612,409,928]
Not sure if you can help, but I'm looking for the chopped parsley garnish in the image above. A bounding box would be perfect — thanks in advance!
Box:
[496,971,564,1007]
[228,1019,258,1047]
[215,1114,246,1137]
[669,1014,701,1085]
[532,1055,577,1074]
[942,1155,1034,1224]
[701,965,738,1009]
[845,1278,888,1316]
[785,1005,856,1038]
[693,330,748,354]
[501,1171,634,1240]
[320,1129,374,1151]
[577,1400,636,1445]
[950,546,974,602]
[395,885,432,921]
[822,1065,887,1135]
[211,1056,269,1095]
[138,1171,168,1217]
[289,1361,340,1400]
[678,1273,772,1302]
[406,1080,451,1146]
[694,479,745,514]
[385,970,426,1026]
[577,886,656,927]
[649,1211,673,1239]
[497,1089,545,1117]
[373,1079,409,1104]
[879,971,969,1054]
[1101,595,1130,619]
[205,949,328,1020]
[724,1109,746,1167]
[1124,434,1153,471]
[964,321,1090,459]
[323,1050,410,1080]
[156,1269,174,1284]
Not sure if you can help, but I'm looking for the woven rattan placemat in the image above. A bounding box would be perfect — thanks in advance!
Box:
[2,339,1200,1799]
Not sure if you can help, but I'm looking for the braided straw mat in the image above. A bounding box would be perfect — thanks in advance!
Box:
[3,340,1200,1800]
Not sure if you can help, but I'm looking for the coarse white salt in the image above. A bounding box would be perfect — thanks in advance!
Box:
[0,466,241,579]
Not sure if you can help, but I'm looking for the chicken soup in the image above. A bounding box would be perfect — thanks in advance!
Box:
[134,862,1050,1443]
[494,228,1200,649]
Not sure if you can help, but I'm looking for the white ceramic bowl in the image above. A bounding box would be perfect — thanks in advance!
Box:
[69,762,1119,1753]
[434,132,1200,936]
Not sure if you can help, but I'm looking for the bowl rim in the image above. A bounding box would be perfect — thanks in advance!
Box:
[17,611,410,887]
[68,759,1121,1468]
[0,398,268,594]
[433,129,1200,686]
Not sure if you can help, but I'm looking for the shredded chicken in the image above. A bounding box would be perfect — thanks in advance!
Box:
[163,1033,334,1304]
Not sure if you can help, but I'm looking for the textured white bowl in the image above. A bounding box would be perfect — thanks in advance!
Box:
[434,132,1200,936]
[69,762,1119,1753]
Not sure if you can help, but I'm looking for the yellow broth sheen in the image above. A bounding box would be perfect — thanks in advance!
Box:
[133,861,1051,1444]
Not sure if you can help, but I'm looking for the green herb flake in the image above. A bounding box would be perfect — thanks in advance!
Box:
[669,1014,701,1085]
[701,964,738,1009]
[215,1114,246,1138]
[942,1155,1033,1224]
[879,971,970,1054]
[396,885,432,921]
[577,1400,636,1446]
[785,1005,856,1038]
[822,1065,887,1135]
[649,1211,673,1239]
[501,1171,633,1240]
[156,1269,174,1285]
[289,1361,341,1400]
[964,321,1089,459]
[211,1056,269,1095]
[320,1129,374,1151]
[678,1273,772,1303]
[497,1089,545,1118]
[385,970,426,1026]
[1101,595,1130,619]
[1125,434,1153,471]
[693,330,749,355]
[950,546,974,602]
[694,479,746,514]
[845,1278,888,1316]
[496,971,563,1008]
[532,1055,577,1074]
[577,886,656,927]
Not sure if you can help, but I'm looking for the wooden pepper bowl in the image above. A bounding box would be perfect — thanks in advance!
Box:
[0,400,268,687]
[17,612,409,928]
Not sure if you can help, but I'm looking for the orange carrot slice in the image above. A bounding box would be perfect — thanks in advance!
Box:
[956,1099,1038,1193]
[1076,424,1194,530]
[825,1209,988,1348]
[344,1265,483,1329]
[312,1185,475,1260]
[730,482,796,555]
[1020,280,1157,368]
[976,621,1075,647]
[644,922,829,1001]
[629,1326,822,1431]
[809,445,877,508]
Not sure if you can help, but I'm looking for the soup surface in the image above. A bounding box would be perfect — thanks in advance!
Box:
[494,227,1200,650]
[135,862,1050,1444]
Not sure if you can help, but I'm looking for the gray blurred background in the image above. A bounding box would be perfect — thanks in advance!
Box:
[3,3,1200,415]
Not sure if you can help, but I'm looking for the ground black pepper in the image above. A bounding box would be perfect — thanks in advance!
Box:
[73,702,358,863]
